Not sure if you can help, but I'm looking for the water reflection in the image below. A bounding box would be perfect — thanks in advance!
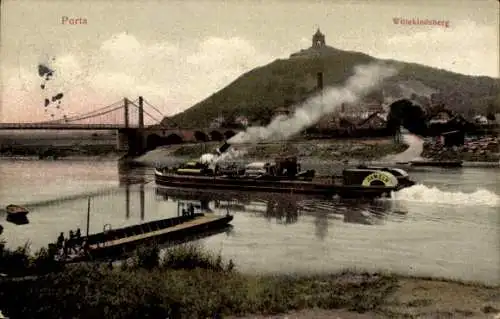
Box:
[6,214,30,226]
[118,161,148,220]
[118,160,149,186]
[155,187,406,240]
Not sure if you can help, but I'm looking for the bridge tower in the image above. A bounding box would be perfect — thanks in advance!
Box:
[137,96,145,153]
[116,98,131,152]
[116,96,146,155]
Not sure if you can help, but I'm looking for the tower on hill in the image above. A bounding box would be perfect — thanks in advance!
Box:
[289,28,332,59]
[312,28,325,48]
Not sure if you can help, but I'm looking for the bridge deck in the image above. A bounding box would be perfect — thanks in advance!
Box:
[89,213,224,249]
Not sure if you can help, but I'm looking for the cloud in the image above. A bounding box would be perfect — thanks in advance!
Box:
[378,20,498,77]
[1,33,273,122]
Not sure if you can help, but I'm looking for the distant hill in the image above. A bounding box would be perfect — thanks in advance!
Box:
[164,30,500,128]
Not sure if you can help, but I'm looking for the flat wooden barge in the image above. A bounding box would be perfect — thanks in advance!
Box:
[62,212,233,261]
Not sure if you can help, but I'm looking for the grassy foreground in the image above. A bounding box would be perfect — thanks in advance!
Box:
[0,240,499,318]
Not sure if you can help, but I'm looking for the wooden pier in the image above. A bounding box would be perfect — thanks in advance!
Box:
[72,212,233,260]
[89,213,228,250]
[53,198,234,263]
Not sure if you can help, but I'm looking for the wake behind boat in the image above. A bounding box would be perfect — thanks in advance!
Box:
[155,143,416,199]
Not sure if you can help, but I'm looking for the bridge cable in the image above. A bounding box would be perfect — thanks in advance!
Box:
[59,105,124,123]
[143,99,181,128]
[59,104,124,123]
[142,99,180,128]
[143,99,165,117]
[128,100,163,123]
[36,99,124,123]
[127,101,173,129]
[43,99,123,121]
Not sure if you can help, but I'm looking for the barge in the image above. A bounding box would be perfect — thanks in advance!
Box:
[155,144,416,199]
[60,212,233,262]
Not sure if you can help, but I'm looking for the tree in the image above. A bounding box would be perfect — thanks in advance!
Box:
[486,112,496,122]
[486,98,498,122]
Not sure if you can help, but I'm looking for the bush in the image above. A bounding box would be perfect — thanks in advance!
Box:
[127,243,234,273]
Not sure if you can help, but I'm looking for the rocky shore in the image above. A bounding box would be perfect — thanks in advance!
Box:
[422,136,500,162]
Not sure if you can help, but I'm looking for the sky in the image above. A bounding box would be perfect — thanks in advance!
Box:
[0,0,498,123]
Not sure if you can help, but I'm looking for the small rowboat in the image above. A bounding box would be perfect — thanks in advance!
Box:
[5,204,29,217]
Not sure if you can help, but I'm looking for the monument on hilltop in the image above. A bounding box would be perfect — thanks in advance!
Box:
[290,28,338,59]
[312,28,326,48]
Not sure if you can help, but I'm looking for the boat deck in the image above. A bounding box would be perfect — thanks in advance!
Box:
[89,214,226,250]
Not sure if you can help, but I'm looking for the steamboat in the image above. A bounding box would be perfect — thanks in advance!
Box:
[154,143,416,199]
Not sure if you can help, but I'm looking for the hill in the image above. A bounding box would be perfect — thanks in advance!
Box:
[164,33,500,128]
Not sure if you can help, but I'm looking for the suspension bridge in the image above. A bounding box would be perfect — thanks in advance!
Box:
[0,97,163,130]
[0,97,242,155]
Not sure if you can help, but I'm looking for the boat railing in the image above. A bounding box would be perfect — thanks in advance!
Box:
[310,175,339,184]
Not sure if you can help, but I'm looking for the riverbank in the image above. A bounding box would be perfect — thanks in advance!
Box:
[167,138,409,161]
[0,144,125,160]
[2,136,498,164]
[422,136,500,162]
[0,242,499,318]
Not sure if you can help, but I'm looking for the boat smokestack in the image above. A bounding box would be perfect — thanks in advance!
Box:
[317,72,323,90]
[216,142,231,155]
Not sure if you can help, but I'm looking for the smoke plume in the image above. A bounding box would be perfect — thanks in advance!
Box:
[199,148,247,166]
[228,62,398,144]
[198,62,398,166]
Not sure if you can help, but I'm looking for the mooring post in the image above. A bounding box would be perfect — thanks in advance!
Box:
[86,197,91,237]
[140,183,145,220]
[125,183,130,219]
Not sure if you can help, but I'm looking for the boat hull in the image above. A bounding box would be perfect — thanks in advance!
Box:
[154,172,407,199]
[5,205,29,217]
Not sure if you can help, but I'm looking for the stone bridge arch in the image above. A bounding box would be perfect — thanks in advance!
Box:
[210,130,224,141]
[194,131,208,142]
[224,130,236,140]
[146,134,162,150]
[164,133,184,145]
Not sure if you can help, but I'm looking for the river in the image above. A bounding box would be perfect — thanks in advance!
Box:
[0,157,499,284]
